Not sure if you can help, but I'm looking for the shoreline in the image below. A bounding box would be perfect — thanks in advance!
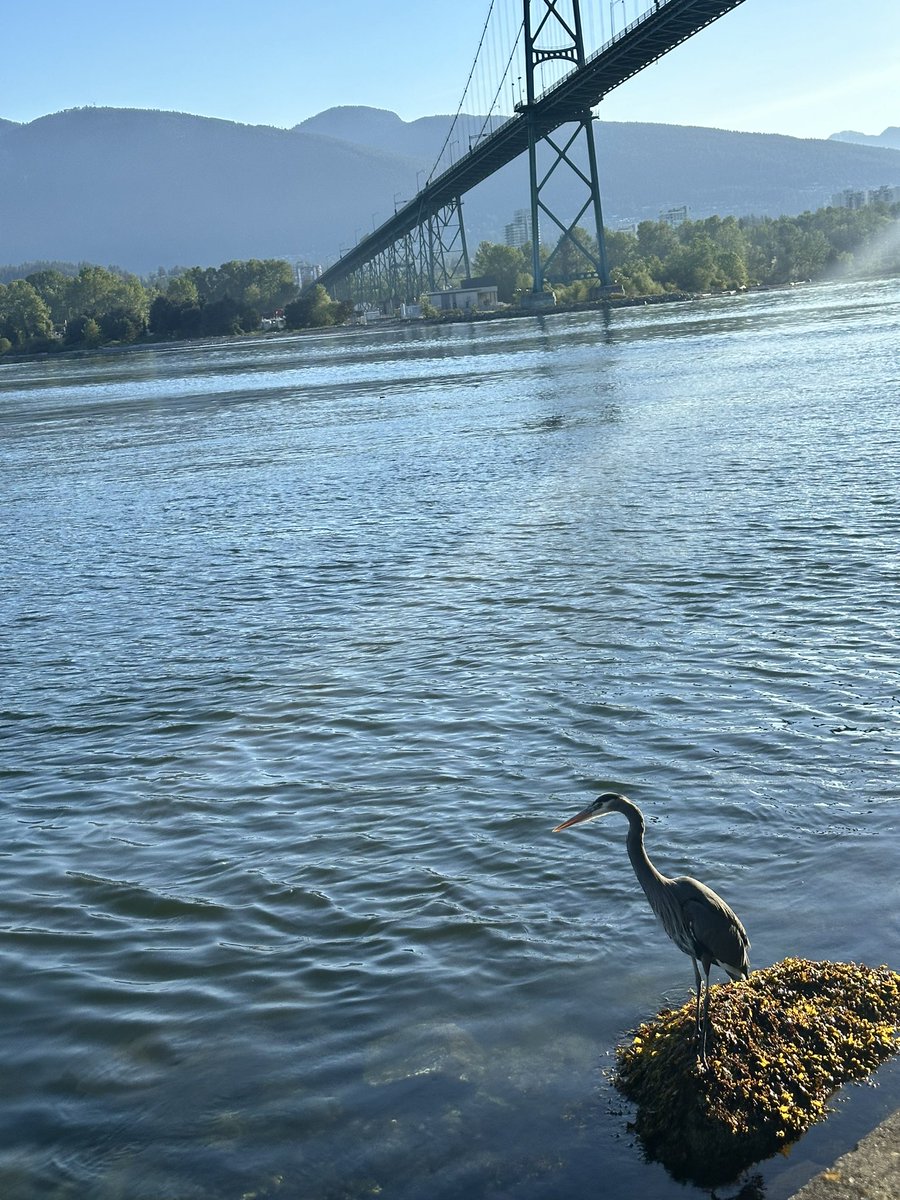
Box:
[7,272,900,367]
[0,280,808,367]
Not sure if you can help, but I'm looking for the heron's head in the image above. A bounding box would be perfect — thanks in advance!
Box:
[553,792,626,832]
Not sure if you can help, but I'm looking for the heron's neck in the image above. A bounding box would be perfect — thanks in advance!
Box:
[619,799,668,894]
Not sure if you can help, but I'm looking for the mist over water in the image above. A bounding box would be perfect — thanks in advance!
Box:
[2,279,899,1199]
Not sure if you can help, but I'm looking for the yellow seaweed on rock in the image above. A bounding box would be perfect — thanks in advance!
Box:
[613,957,900,1186]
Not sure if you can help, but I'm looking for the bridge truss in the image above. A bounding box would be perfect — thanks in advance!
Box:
[312,0,748,309]
[339,198,472,311]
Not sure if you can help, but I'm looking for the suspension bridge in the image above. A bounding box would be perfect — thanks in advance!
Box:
[312,0,748,310]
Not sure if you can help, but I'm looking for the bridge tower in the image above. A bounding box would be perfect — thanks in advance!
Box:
[522,0,610,304]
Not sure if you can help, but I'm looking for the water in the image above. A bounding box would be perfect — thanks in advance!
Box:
[2,279,899,1200]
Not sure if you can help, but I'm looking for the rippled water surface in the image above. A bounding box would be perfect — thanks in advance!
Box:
[2,280,899,1200]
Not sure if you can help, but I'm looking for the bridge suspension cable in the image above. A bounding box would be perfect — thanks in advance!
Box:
[428,0,523,183]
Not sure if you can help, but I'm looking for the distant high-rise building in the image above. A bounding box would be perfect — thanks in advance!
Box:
[504,209,532,248]
[660,205,689,228]
[831,185,900,209]
[866,184,900,205]
[831,188,867,210]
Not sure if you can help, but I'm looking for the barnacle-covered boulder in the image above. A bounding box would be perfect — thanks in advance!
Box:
[614,957,900,1187]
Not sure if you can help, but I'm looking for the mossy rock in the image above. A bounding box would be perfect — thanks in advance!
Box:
[614,957,900,1187]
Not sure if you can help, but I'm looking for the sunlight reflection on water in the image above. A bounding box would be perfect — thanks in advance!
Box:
[2,278,899,1199]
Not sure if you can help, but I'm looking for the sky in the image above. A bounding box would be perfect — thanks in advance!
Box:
[1,0,897,141]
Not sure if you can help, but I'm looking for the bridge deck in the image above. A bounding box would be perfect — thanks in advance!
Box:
[315,0,747,292]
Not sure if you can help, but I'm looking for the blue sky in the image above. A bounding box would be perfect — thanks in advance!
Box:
[2,0,897,140]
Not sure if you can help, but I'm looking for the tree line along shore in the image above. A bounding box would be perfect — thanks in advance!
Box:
[1,201,898,358]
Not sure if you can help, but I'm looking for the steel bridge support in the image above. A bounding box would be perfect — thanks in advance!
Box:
[426,196,471,293]
[334,197,471,311]
[523,0,611,301]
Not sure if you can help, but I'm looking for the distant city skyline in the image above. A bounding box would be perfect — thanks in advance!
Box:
[2,0,897,141]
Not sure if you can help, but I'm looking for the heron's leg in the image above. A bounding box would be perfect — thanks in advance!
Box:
[700,967,712,1064]
[691,957,702,1036]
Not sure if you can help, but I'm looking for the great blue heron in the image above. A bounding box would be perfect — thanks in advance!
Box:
[553,792,750,1062]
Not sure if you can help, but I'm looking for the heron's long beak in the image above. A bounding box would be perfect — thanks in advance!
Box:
[553,807,595,832]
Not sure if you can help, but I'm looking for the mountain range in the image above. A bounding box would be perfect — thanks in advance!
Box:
[1,106,899,275]
[829,127,900,151]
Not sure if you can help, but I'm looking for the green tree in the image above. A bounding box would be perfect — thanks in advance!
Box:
[284,284,345,329]
[149,294,181,337]
[25,269,72,323]
[182,266,219,305]
[603,228,639,272]
[65,315,103,346]
[187,259,297,315]
[166,274,200,307]
[611,259,664,297]
[602,228,669,296]
[0,280,54,346]
[765,219,829,283]
[99,308,144,343]
[199,296,245,336]
[471,242,530,302]
[667,234,720,292]
[716,249,749,289]
[65,265,149,335]
[636,220,679,263]
[545,226,602,283]
[250,259,297,312]
[82,318,102,347]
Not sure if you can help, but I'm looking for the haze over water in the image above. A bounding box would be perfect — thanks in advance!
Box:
[2,279,899,1199]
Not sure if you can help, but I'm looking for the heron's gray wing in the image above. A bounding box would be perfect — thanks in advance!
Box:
[673,876,750,978]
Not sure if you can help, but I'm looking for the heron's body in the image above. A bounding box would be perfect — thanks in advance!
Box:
[554,792,749,1061]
